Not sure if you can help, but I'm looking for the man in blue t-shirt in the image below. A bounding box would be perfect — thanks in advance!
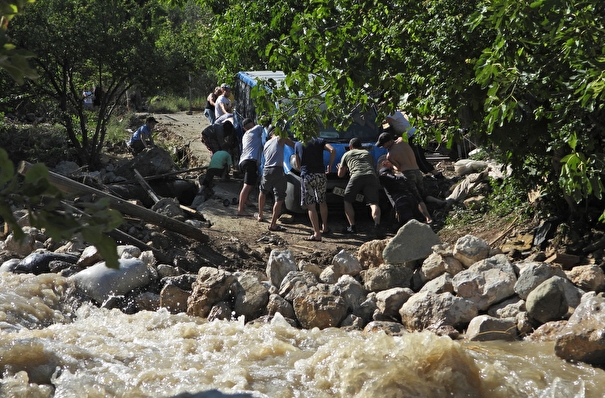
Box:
[294,137,336,242]
[128,116,158,155]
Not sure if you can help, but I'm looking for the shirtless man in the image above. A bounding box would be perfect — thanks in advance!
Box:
[376,132,441,223]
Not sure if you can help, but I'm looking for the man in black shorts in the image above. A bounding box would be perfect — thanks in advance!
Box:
[337,137,384,237]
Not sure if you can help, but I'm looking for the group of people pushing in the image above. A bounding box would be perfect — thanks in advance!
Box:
[195,100,445,241]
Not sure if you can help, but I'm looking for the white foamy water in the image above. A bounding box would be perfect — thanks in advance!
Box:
[1,273,605,397]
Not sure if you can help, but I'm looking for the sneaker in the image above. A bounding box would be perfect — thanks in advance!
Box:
[343,225,357,234]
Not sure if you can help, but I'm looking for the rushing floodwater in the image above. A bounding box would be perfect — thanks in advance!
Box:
[1,273,605,398]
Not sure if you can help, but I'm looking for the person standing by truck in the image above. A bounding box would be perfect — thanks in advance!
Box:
[257,126,294,231]
[337,137,384,237]
[237,118,264,217]
[294,137,336,242]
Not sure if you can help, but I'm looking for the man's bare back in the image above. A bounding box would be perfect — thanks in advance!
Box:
[386,137,419,172]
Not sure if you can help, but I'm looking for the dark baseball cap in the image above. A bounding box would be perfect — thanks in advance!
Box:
[375,132,393,147]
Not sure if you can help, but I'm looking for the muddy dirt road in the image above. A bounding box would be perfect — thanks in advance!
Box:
[153,111,380,266]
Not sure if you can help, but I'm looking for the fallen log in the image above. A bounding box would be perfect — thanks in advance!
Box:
[18,161,209,243]
[107,166,208,185]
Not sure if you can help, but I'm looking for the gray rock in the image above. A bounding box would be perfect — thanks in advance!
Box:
[353,293,378,324]
[419,252,464,283]
[465,315,518,341]
[234,272,269,321]
[207,301,233,321]
[363,321,408,335]
[332,249,362,276]
[375,287,414,319]
[319,265,342,284]
[362,264,413,292]
[187,269,237,318]
[160,284,190,313]
[293,289,348,329]
[332,275,367,313]
[526,276,583,324]
[418,273,454,295]
[340,314,364,329]
[452,254,517,311]
[266,293,296,319]
[15,251,79,275]
[70,258,151,303]
[453,235,490,267]
[266,249,297,288]
[0,258,20,273]
[278,271,320,301]
[514,261,566,300]
[383,219,441,264]
[399,291,478,332]
[487,297,525,318]
[76,245,103,268]
[555,292,605,366]
[134,292,160,311]
[117,245,142,259]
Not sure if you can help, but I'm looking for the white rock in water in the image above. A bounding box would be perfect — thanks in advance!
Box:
[69,258,151,303]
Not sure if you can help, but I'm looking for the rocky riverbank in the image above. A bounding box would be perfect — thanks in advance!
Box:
[3,216,605,369]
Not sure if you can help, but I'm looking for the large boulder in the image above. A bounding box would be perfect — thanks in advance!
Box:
[555,292,605,366]
[382,219,441,264]
[70,258,152,303]
[452,235,491,267]
[187,268,237,318]
[526,276,583,324]
[399,291,478,332]
[452,254,517,311]
[514,262,567,300]
[266,250,297,288]
[293,289,348,329]
[234,272,269,321]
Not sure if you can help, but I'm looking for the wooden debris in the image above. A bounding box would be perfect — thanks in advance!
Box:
[18,161,209,243]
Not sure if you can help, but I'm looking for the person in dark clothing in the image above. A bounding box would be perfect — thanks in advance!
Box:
[204,86,221,124]
[378,160,420,227]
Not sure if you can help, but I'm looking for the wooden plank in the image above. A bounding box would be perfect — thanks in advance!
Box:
[133,168,204,219]
[18,161,209,243]
[134,168,161,203]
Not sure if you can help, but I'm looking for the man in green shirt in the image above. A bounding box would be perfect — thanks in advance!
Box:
[337,138,384,237]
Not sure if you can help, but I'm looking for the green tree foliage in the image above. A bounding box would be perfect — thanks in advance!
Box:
[200,0,604,222]
[471,0,605,220]
[7,0,162,166]
[0,0,38,84]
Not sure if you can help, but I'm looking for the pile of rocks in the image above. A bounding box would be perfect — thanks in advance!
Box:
[2,219,605,367]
